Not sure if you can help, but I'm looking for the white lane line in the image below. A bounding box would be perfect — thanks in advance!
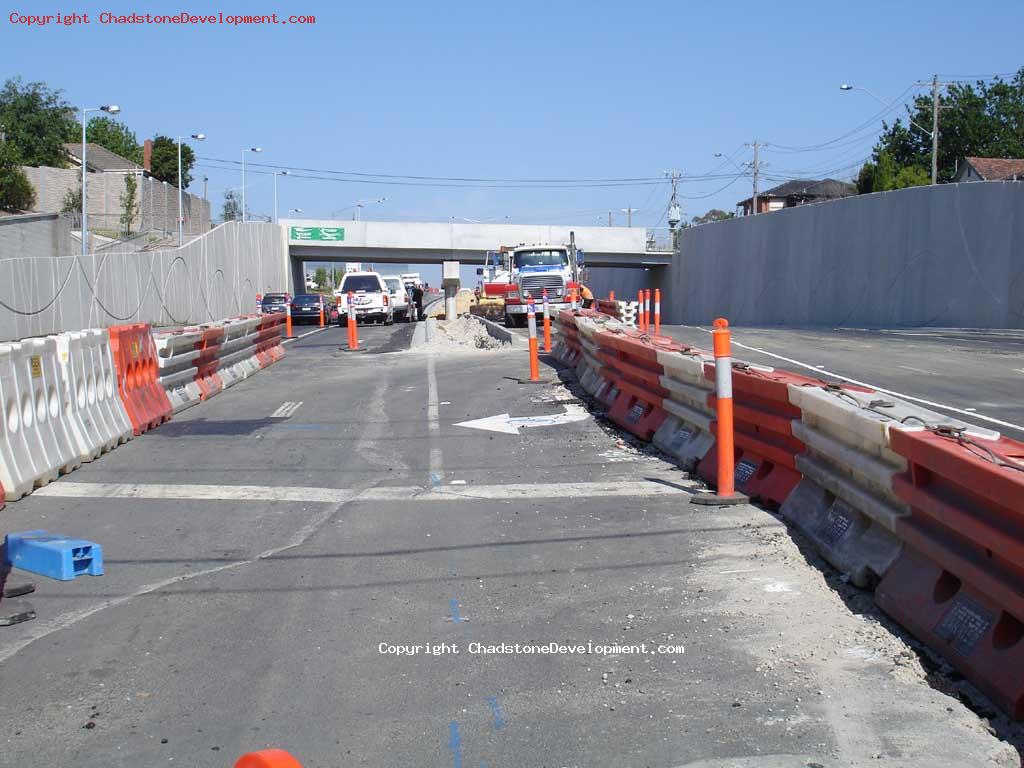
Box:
[271,401,302,418]
[34,479,695,503]
[681,325,1024,434]
[35,482,355,503]
[282,326,329,344]
[426,354,444,486]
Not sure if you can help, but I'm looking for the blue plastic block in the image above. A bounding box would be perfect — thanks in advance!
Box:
[4,531,104,581]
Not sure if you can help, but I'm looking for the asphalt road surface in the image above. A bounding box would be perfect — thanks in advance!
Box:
[0,322,1019,767]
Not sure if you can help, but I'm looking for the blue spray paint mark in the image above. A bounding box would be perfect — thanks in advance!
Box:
[449,598,464,624]
[448,721,463,768]
[485,696,506,730]
[430,472,443,487]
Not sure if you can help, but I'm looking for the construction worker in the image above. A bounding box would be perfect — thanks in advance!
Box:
[580,284,595,309]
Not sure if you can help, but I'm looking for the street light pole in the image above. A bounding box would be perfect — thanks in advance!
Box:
[273,171,290,224]
[177,133,205,246]
[840,82,945,184]
[241,146,262,222]
[80,104,120,255]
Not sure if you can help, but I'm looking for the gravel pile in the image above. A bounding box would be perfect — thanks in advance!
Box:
[424,316,507,350]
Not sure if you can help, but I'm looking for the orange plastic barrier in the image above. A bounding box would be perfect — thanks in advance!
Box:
[877,428,1024,719]
[253,313,286,368]
[193,325,225,400]
[107,324,173,436]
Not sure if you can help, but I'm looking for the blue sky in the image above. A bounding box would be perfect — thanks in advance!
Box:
[4,0,1023,233]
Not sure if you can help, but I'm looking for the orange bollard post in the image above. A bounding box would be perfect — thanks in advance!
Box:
[285,297,294,339]
[318,295,325,327]
[341,290,365,352]
[693,318,748,506]
[542,289,552,353]
[644,289,652,334]
[518,296,550,384]
[609,290,615,302]
[637,290,645,331]
[654,288,661,336]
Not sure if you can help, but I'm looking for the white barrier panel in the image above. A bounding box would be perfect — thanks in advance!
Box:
[0,338,80,500]
[53,330,131,463]
[154,329,203,414]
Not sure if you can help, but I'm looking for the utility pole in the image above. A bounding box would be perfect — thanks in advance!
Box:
[665,170,682,231]
[746,141,766,215]
[931,74,940,185]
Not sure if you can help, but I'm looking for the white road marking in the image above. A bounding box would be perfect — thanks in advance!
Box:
[426,354,444,485]
[35,479,696,503]
[682,325,1024,434]
[271,401,303,418]
[898,365,936,375]
[455,404,590,434]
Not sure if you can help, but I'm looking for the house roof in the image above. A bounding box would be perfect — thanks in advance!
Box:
[737,178,856,206]
[63,143,142,173]
[963,157,1024,181]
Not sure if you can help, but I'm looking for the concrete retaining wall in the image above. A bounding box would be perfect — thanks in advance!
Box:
[0,213,75,260]
[668,181,1024,328]
[0,221,287,341]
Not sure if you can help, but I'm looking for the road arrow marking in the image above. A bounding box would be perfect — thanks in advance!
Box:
[455,404,589,434]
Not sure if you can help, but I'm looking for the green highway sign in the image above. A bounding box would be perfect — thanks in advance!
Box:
[290,226,345,242]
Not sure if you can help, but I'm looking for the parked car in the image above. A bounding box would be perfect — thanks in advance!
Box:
[261,292,289,314]
[382,275,415,322]
[290,293,326,324]
[335,271,393,325]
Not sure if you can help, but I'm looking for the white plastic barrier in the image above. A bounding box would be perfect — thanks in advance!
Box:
[616,301,639,327]
[0,338,80,500]
[53,329,133,463]
[154,328,203,413]
[651,348,716,470]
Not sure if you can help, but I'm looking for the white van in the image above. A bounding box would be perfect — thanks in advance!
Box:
[382,275,415,322]
[335,271,394,325]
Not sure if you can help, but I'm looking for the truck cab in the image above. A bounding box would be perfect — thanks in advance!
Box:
[486,241,584,327]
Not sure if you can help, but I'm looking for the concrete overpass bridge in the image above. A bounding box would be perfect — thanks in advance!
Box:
[281,218,672,291]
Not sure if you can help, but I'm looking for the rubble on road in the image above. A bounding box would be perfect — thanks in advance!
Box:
[423,316,508,351]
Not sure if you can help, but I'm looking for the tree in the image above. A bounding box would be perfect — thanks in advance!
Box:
[222,189,242,222]
[0,77,77,167]
[87,116,141,164]
[149,135,195,188]
[858,149,930,193]
[859,67,1024,188]
[314,267,328,290]
[691,208,735,225]
[61,184,81,214]
[0,140,35,212]
[119,174,138,234]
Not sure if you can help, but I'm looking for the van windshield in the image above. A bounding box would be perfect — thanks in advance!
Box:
[514,250,568,268]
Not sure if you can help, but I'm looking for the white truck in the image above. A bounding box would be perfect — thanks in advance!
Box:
[334,271,394,325]
[401,272,422,289]
[481,235,585,328]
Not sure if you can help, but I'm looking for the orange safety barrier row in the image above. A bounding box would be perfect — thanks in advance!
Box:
[569,301,1024,720]
[877,428,1024,719]
[107,323,173,436]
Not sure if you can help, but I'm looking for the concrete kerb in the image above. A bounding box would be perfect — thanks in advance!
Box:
[476,315,519,346]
